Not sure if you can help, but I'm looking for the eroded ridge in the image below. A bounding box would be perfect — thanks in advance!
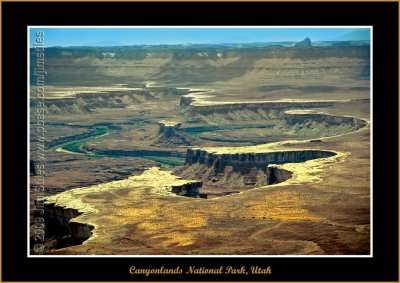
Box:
[175,147,337,192]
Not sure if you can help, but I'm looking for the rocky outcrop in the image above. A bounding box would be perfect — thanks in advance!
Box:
[152,120,193,147]
[180,95,194,107]
[158,120,182,138]
[44,203,94,244]
[295,37,312,48]
[171,181,203,198]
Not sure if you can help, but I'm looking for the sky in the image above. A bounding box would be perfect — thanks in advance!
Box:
[29,27,371,47]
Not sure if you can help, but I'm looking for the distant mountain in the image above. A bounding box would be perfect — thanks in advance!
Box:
[334,29,370,41]
[295,38,312,48]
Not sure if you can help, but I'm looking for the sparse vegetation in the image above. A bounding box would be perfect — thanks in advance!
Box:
[31,39,370,255]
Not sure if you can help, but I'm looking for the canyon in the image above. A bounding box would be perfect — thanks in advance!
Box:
[30,38,371,255]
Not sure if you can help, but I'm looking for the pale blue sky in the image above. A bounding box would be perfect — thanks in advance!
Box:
[29,27,370,47]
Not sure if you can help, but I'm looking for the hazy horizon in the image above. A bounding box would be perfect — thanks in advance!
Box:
[29,27,371,48]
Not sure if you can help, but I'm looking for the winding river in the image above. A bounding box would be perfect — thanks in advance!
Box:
[50,123,276,167]
[51,127,186,167]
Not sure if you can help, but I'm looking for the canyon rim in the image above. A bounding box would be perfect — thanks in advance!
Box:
[28,27,372,256]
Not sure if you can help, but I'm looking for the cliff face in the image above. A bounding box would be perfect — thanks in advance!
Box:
[175,148,336,189]
[187,101,334,116]
[266,165,293,185]
[69,222,94,243]
[283,111,366,127]
[38,87,184,115]
[44,203,94,244]
[81,145,186,158]
[185,148,336,174]
[277,111,367,138]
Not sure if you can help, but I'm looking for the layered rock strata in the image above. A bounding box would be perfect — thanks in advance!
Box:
[186,101,335,115]
[185,148,336,174]
[153,120,193,147]
[44,203,94,244]
[175,148,336,189]
[283,110,366,127]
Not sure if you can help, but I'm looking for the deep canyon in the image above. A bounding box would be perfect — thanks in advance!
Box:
[30,39,371,255]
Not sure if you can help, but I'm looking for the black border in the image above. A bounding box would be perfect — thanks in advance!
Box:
[2,1,399,281]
